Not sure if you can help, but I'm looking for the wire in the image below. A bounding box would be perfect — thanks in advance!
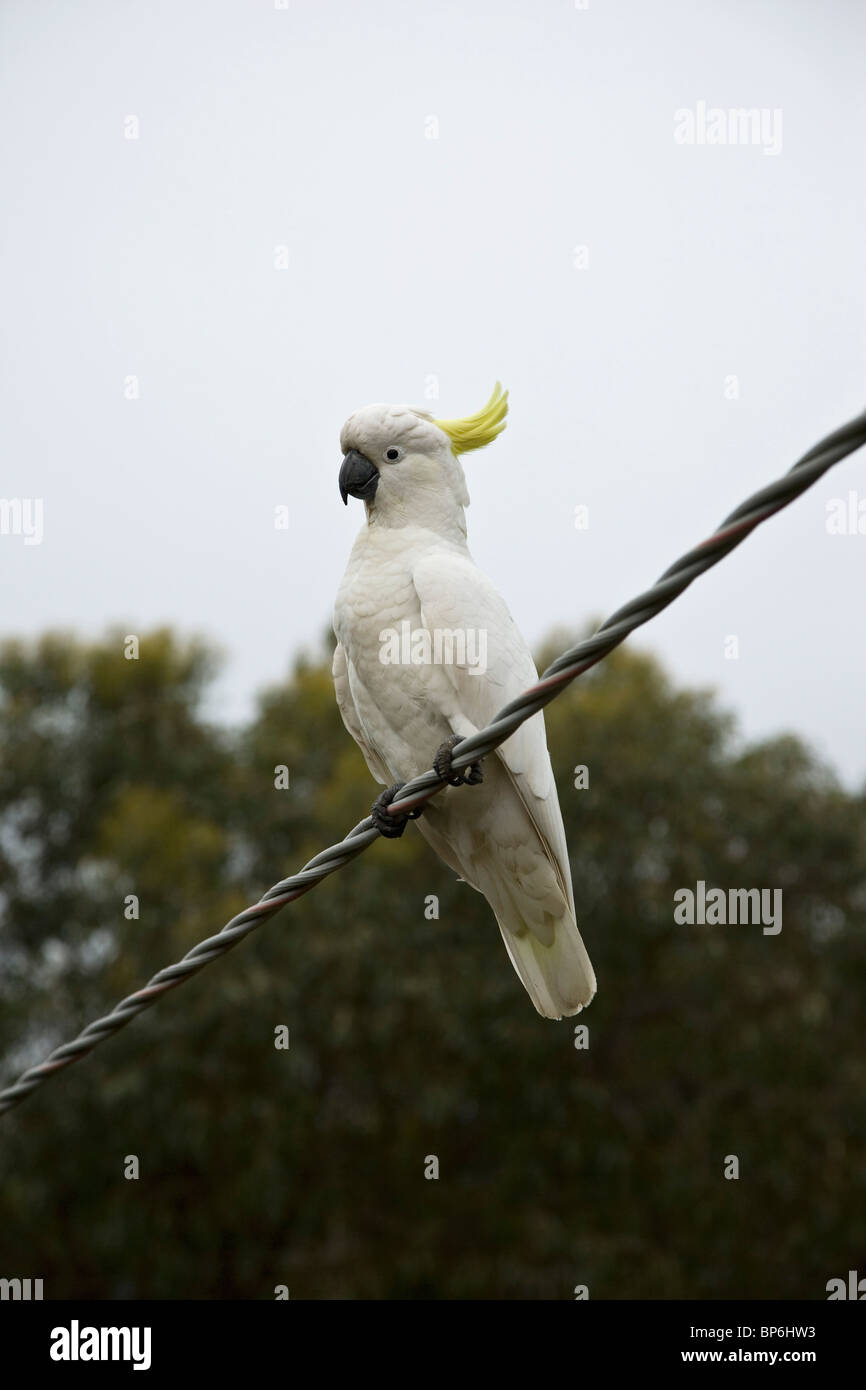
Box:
[1,406,864,1117]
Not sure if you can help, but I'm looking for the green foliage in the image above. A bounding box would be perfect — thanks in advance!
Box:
[0,628,863,1299]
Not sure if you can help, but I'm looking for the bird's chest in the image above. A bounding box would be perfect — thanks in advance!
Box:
[335,537,455,733]
[336,545,421,666]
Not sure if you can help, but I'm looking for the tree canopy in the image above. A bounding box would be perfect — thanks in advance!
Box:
[1,628,863,1299]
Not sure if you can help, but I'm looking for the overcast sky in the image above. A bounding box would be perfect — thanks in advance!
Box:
[2,0,865,786]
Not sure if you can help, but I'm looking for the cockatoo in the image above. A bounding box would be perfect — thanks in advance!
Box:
[332,384,595,1018]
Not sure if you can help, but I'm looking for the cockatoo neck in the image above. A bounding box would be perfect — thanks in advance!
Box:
[366,480,468,544]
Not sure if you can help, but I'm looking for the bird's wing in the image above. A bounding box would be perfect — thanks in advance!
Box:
[332,639,392,785]
[412,548,574,912]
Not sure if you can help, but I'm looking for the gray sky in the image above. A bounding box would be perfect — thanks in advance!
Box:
[2,0,865,784]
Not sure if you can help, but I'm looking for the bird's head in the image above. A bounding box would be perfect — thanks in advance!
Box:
[338,384,508,534]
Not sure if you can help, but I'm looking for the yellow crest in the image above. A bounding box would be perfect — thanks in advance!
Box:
[434,382,508,455]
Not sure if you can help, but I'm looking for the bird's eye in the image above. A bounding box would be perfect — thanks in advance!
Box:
[384,446,402,462]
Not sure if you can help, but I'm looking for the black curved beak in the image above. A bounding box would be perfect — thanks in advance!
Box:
[339,449,379,505]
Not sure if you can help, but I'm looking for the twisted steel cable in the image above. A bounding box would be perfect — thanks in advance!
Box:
[1,407,864,1117]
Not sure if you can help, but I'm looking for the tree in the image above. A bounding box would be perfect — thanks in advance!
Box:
[0,628,863,1299]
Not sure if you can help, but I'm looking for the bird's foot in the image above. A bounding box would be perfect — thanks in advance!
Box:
[433,734,484,788]
[370,783,424,839]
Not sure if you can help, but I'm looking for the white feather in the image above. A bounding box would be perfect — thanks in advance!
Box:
[333,401,596,1018]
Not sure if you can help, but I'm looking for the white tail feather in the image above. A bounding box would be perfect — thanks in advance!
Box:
[485,877,596,1020]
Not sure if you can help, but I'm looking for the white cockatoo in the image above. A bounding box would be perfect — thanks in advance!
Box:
[332,384,596,1018]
